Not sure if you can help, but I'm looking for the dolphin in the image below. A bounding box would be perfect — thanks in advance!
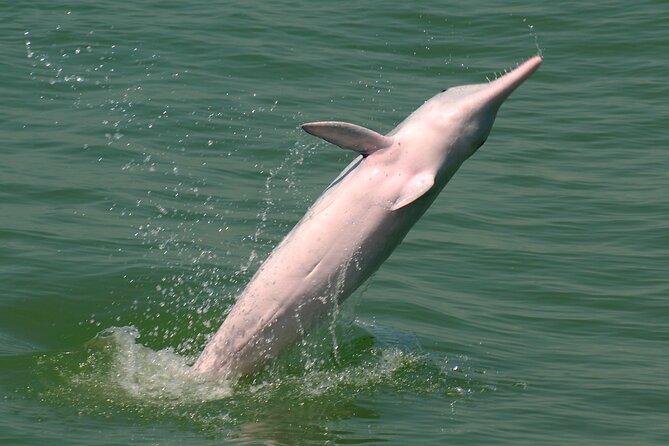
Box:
[193,55,542,377]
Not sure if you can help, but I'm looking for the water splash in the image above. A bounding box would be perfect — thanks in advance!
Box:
[80,326,233,404]
[36,276,497,442]
[238,140,314,275]
[41,321,485,411]
[522,17,543,57]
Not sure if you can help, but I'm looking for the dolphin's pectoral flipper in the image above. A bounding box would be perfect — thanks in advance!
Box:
[301,121,393,156]
[391,172,435,211]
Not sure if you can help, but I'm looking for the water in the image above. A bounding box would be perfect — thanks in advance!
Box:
[1,1,667,444]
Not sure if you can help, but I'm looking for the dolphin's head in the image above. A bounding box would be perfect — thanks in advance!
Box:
[301,55,542,202]
[398,55,542,167]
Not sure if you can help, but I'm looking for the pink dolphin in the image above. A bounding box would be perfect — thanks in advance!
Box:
[193,55,542,377]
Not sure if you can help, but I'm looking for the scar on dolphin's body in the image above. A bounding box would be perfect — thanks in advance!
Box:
[193,55,543,378]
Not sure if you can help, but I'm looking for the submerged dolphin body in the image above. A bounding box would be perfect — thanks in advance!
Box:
[193,56,542,377]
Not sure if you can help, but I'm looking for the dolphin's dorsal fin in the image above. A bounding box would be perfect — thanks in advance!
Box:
[391,172,435,211]
[301,121,393,156]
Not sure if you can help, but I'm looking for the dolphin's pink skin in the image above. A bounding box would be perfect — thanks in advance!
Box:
[193,56,542,377]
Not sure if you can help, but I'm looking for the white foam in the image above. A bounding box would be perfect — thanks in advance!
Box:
[88,326,233,404]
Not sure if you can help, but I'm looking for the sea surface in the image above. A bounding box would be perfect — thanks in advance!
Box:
[1,1,667,445]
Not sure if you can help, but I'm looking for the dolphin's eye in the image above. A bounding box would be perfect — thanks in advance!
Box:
[440,88,449,93]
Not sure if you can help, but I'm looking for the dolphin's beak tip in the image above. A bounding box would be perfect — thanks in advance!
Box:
[522,54,543,76]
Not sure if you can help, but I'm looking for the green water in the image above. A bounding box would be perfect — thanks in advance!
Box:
[1,1,667,444]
